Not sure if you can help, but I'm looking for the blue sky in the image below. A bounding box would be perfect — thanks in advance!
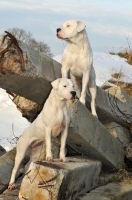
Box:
[0,0,132,56]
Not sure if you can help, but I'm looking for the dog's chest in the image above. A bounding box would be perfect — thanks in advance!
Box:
[51,111,66,137]
[69,44,79,53]
[51,120,66,137]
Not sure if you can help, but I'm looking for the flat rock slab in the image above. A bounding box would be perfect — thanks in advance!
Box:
[79,182,132,200]
[19,157,101,200]
[68,101,124,170]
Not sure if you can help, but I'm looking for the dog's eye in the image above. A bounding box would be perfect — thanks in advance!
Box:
[67,25,70,27]
[63,85,67,87]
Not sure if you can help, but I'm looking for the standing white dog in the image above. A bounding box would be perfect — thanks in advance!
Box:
[8,78,76,190]
[57,20,97,117]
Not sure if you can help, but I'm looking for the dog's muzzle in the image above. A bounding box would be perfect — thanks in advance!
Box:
[70,91,76,99]
[57,28,61,33]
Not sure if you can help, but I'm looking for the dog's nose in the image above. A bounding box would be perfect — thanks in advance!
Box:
[57,28,61,33]
[70,91,76,98]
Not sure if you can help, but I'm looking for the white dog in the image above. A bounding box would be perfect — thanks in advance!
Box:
[8,78,76,190]
[57,20,97,117]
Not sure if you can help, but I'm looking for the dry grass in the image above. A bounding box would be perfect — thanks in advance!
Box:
[111,72,122,79]
[107,80,132,96]
[109,50,132,65]
[109,35,132,65]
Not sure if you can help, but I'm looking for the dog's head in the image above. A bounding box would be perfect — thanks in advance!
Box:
[51,78,76,100]
[56,20,86,41]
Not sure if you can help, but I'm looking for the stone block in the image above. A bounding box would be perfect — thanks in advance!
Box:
[79,182,132,200]
[19,157,101,200]
[0,148,19,194]
[106,86,132,106]
[105,86,132,129]
[67,101,124,170]
[93,86,132,127]
[0,176,22,200]
[126,143,132,161]
[104,122,132,148]
[0,146,6,157]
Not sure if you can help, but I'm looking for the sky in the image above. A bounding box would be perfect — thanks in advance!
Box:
[0,0,132,56]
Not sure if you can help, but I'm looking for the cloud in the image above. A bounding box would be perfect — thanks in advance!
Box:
[0,0,132,55]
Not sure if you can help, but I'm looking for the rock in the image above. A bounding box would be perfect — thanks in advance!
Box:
[0,146,6,157]
[104,122,132,148]
[79,182,132,200]
[0,148,19,194]
[12,94,43,122]
[0,176,22,200]
[0,147,30,194]
[105,86,132,130]
[19,157,101,200]
[126,143,132,161]
[94,86,132,127]
[97,170,132,188]
[67,101,124,170]
[106,86,132,106]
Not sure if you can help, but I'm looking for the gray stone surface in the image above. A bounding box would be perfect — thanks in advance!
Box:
[0,176,22,200]
[104,122,132,148]
[79,182,132,200]
[0,148,29,194]
[0,146,6,157]
[126,143,132,161]
[19,157,101,200]
[67,101,124,170]
[0,148,18,194]
[94,86,132,126]
[105,86,132,128]
[106,86,132,106]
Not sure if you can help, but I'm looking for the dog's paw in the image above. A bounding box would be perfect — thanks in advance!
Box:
[46,155,53,162]
[8,182,16,190]
[93,114,98,118]
[60,155,66,162]
[60,157,66,162]
[79,97,85,105]
[92,113,98,118]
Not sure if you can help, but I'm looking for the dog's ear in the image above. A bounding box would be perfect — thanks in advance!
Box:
[51,78,61,89]
[76,21,86,32]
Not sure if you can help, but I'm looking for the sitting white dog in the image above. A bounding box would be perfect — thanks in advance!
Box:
[57,20,97,117]
[8,78,76,190]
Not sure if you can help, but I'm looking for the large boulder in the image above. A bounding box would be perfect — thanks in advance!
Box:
[19,157,101,200]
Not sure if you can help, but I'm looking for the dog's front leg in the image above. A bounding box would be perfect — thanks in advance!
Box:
[60,127,68,162]
[80,71,89,105]
[61,65,69,78]
[8,137,29,190]
[70,73,81,98]
[45,127,53,161]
